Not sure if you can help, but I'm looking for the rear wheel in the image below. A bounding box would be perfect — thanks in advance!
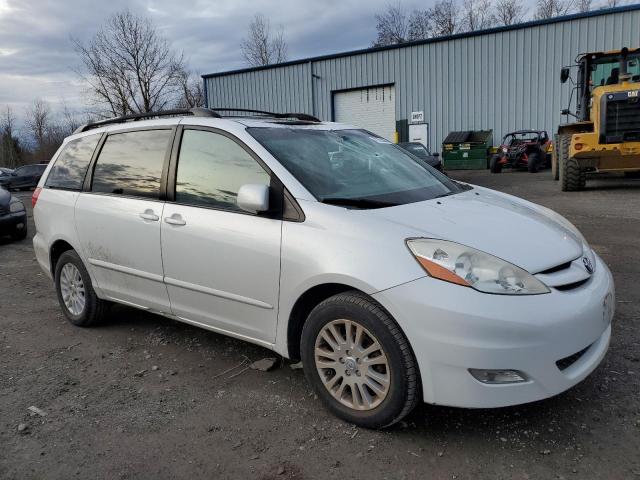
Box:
[552,134,568,181]
[301,291,420,429]
[490,155,503,173]
[54,250,109,327]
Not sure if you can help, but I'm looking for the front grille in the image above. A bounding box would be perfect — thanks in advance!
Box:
[556,344,592,371]
[538,261,572,275]
[0,205,7,216]
[554,278,590,291]
[604,95,640,143]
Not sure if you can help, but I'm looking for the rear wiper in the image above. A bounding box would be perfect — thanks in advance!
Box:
[320,197,397,209]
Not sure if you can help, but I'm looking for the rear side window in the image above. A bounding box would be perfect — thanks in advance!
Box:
[45,134,101,190]
[91,130,172,199]
[175,129,271,211]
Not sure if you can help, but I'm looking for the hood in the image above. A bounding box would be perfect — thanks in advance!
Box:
[366,187,583,273]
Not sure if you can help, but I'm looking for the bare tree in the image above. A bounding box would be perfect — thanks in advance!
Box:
[373,3,409,45]
[430,0,460,36]
[74,9,186,117]
[240,14,288,66]
[372,3,433,46]
[605,0,621,6]
[492,0,525,25]
[577,0,591,11]
[535,0,574,19]
[462,0,493,30]
[0,106,22,168]
[408,10,433,40]
[176,70,205,109]
[25,99,50,148]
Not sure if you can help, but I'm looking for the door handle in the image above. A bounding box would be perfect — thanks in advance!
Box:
[164,213,186,226]
[139,209,159,221]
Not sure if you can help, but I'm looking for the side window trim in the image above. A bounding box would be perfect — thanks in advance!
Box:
[167,125,303,221]
[82,126,177,202]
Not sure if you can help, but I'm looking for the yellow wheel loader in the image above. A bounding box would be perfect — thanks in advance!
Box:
[553,48,640,191]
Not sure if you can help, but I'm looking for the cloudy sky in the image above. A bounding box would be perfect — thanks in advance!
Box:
[0,0,416,119]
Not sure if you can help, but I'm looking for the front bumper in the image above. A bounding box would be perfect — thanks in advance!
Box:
[372,254,614,408]
[0,210,27,235]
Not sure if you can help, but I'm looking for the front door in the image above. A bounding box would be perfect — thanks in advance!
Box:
[75,128,174,313]
[161,128,281,344]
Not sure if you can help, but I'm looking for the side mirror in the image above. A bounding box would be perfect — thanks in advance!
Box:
[433,152,440,157]
[560,67,570,84]
[237,184,270,214]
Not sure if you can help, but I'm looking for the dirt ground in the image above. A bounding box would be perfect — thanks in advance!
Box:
[1,170,639,480]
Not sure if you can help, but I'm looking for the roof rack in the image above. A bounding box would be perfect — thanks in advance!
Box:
[209,108,320,122]
[74,108,220,133]
[74,107,321,134]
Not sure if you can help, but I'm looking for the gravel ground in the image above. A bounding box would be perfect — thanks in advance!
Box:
[1,170,639,480]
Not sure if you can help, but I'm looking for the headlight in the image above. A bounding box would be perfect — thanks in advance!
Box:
[9,200,25,213]
[407,239,550,295]
[501,147,508,153]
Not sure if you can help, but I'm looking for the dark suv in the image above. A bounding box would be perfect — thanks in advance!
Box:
[0,163,48,191]
[398,142,443,171]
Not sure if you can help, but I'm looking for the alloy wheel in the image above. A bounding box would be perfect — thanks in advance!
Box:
[314,318,390,411]
[59,263,86,316]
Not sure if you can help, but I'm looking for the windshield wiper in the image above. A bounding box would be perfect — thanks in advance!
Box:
[434,191,456,198]
[320,197,398,209]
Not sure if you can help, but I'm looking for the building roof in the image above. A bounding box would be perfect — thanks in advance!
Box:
[203,4,640,79]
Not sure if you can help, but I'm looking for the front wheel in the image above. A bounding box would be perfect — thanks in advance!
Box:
[54,250,110,327]
[527,152,540,173]
[301,291,420,429]
[11,224,27,241]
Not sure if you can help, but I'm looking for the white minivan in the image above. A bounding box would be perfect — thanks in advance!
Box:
[33,108,614,428]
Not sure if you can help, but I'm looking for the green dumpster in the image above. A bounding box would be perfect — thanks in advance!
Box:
[442,130,493,170]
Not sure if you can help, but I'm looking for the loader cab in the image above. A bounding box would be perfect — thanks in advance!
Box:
[565,49,640,121]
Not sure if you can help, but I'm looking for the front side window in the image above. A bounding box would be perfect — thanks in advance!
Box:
[249,128,460,207]
[175,129,271,211]
[92,129,172,199]
[46,134,101,190]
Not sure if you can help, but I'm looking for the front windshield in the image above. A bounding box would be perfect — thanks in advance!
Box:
[248,128,461,207]
[590,54,640,89]
[505,132,539,145]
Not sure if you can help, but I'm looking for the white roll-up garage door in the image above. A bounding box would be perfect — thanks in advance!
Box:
[333,85,396,141]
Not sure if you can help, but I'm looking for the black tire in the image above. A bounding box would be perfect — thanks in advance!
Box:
[490,155,503,173]
[11,224,27,241]
[54,250,110,327]
[527,152,540,173]
[554,134,570,182]
[559,150,586,191]
[301,291,420,429]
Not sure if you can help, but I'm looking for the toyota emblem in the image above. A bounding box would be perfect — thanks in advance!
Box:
[582,256,594,274]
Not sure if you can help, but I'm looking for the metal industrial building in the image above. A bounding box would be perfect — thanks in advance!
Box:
[203,5,640,151]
